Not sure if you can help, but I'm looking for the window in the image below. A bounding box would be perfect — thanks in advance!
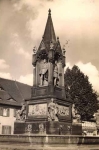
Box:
[0,107,10,117]
[0,107,3,116]
[2,126,11,134]
[0,87,4,91]
[3,108,9,117]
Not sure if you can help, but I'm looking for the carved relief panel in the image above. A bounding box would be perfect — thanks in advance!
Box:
[58,105,69,116]
[28,103,47,117]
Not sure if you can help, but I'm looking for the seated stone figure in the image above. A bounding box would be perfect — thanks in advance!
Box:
[16,103,26,121]
[94,110,99,125]
[72,104,81,123]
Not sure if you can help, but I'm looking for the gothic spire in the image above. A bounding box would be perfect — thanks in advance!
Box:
[43,9,56,43]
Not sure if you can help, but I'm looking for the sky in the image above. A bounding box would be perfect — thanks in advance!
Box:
[0,0,99,92]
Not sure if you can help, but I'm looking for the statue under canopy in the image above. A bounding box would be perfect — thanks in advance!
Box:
[53,60,59,86]
[39,59,48,86]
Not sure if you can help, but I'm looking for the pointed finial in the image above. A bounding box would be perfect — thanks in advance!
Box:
[42,35,44,39]
[33,46,37,54]
[48,9,51,16]
[62,48,66,56]
[50,41,54,50]
[57,36,59,41]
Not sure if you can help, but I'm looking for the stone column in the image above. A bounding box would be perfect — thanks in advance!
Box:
[48,43,54,86]
[58,61,63,87]
[62,56,65,87]
[36,62,39,86]
[32,53,37,86]
[48,61,53,85]
[62,67,64,87]
[58,58,65,87]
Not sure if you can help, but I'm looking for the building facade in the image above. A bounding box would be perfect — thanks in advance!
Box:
[0,78,31,134]
[0,106,16,134]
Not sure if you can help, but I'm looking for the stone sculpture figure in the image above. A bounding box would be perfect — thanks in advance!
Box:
[16,103,26,121]
[39,123,45,134]
[33,47,37,54]
[72,104,81,123]
[48,98,58,121]
[53,61,59,86]
[39,59,48,86]
[20,103,26,120]
[62,48,66,56]
[25,124,32,133]
[94,110,99,125]
[50,41,54,50]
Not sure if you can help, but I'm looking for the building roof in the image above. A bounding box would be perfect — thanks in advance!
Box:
[0,78,31,107]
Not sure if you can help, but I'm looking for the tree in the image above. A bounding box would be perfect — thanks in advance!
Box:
[64,65,98,121]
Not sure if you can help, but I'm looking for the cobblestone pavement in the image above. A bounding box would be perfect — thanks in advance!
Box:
[0,144,99,150]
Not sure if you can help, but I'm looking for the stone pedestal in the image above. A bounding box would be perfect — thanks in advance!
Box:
[14,121,72,135]
[71,123,82,135]
[59,122,71,135]
[14,121,26,134]
[14,121,46,134]
[46,122,59,134]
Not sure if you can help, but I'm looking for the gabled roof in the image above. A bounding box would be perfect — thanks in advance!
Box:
[0,90,11,100]
[16,81,31,100]
[0,78,31,106]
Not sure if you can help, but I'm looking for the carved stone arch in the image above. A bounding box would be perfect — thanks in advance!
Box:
[37,49,48,62]
[54,52,62,62]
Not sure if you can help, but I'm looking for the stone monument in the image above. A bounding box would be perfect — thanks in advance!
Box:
[14,9,72,135]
